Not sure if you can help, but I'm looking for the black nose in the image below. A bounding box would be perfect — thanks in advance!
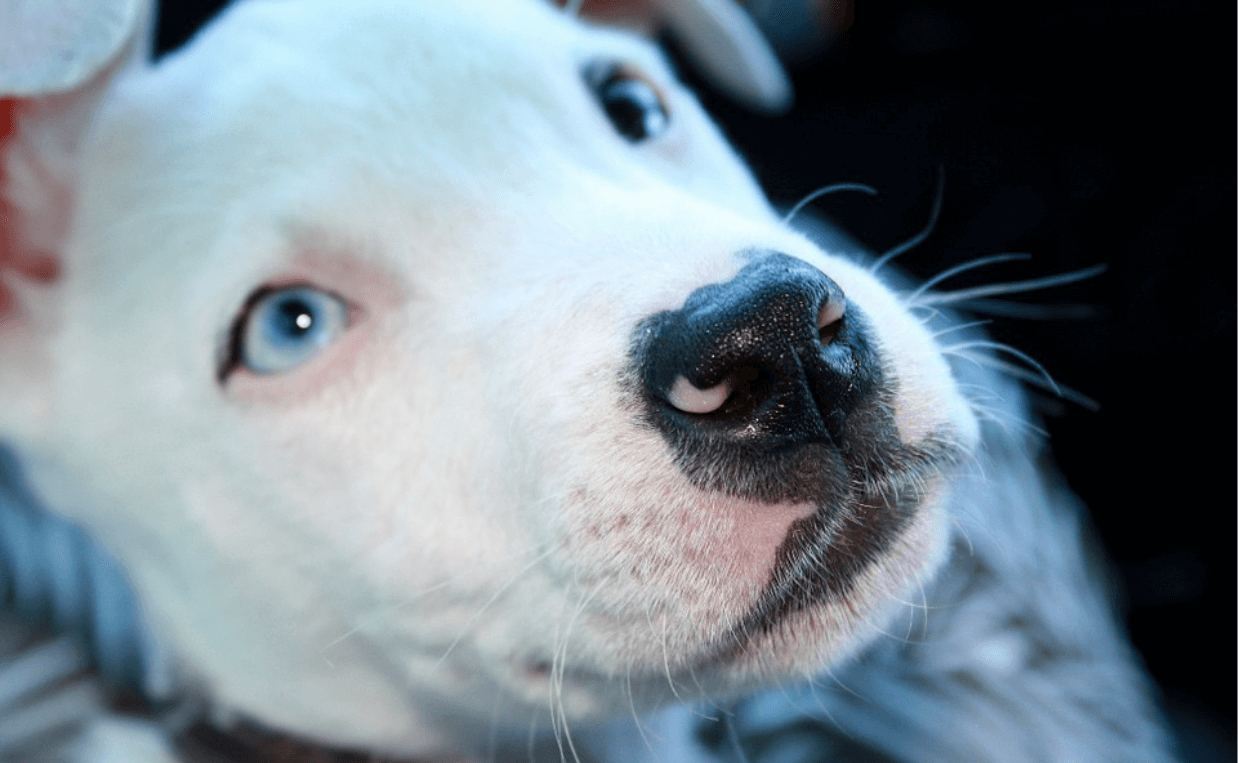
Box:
[634,251,883,457]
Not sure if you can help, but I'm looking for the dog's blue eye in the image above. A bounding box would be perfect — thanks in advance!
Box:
[239,287,348,374]
[589,64,670,143]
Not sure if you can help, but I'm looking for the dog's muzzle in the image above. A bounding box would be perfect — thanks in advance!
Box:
[629,250,956,631]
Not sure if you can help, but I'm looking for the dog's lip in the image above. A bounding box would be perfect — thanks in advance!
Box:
[733,493,902,643]
[513,491,908,682]
[516,432,963,688]
[708,442,959,664]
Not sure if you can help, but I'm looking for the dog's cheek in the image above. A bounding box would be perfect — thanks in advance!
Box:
[483,349,805,669]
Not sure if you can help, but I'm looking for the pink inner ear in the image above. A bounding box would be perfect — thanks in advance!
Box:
[568,0,659,29]
[1,98,62,318]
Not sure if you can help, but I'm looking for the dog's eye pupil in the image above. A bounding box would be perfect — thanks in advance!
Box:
[595,70,669,142]
[277,299,315,334]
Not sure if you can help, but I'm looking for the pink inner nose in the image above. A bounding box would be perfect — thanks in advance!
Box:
[667,375,731,414]
[817,298,846,331]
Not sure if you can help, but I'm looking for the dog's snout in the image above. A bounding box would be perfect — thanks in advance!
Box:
[635,251,883,456]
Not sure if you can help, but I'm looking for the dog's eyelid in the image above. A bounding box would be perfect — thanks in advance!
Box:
[217,285,277,383]
[582,59,668,98]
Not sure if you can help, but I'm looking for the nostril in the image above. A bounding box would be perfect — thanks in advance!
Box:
[817,299,846,346]
[667,375,732,414]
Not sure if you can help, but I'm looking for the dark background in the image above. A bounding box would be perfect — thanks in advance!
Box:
[156,1,1233,759]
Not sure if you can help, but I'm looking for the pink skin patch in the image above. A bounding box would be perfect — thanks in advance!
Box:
[723,495,817,585]
[817,297,845,331]
[1,99,62,319]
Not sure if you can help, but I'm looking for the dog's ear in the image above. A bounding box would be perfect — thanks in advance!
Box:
[0,0,155,440]
[574,0,793,113]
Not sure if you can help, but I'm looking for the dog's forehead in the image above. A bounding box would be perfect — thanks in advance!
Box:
[70,0,700,289]
[126,0,669,169]
[183,0,665,116]
[59,0,777,355]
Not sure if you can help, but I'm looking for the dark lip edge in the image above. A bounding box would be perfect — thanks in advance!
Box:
[696,425,969,669]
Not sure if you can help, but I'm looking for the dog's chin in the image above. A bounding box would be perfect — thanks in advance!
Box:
[718,482,954,677]
[493,474,955,723]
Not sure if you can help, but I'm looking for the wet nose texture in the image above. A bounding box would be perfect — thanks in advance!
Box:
[633,251,886,501]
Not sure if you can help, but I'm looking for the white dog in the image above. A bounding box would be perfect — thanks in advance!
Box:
[0,0,1173,761]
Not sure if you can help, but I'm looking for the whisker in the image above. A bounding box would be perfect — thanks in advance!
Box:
[930,319,992,341]
[810,659,865,705]
[647,608,689,707]
[626,668,661,761]
[956,506,1019,572]
[916,264,1108,307]
[525,711,540,763]
[913,305,949,328]
[881,588,950,616]
[547,588,571,761]
[433,545,557,670]
[800,670,852,736]
[913,569,931,642]
[941,339,1063,397]
[684,664,724,720]
[868,618,921,646]
[650,615,717,722]
[553,582,603,763]
[951,348,1099,410]
[870,168,944,274]
[948,514,976,559]
[963,391,1049,438]
[725,713,754,763]
[320,543,550,657]
[966,399,1047,438]
[904,253,1032,306]
[781,182,878,226]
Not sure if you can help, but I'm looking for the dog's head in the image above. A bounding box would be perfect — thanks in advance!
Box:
[0,0,978,756]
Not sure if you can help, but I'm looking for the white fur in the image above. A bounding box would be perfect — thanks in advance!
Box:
[0,1,1172,761]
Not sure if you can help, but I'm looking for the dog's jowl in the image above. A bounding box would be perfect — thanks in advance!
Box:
[0,0,1173,761]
